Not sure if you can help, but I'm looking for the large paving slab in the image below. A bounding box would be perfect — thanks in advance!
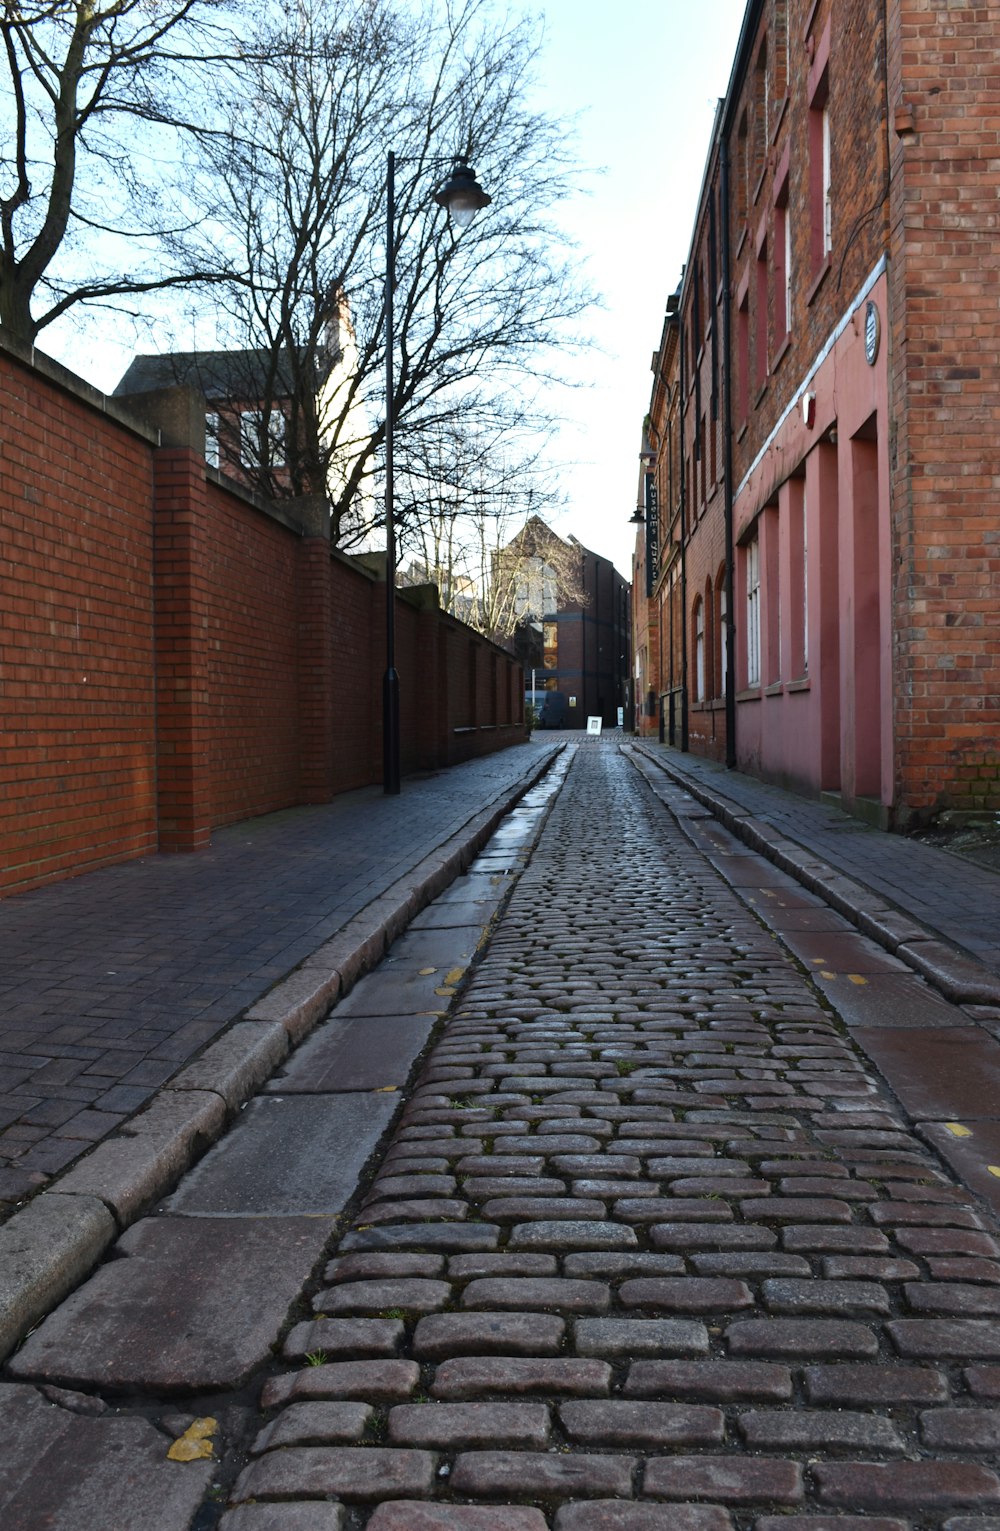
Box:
[264,1014,436,1093]
[773,929,911,975]
[0,1384,214,1531]
[166,1094,400,1214]
[409,898,506,931]
[430,871,514,905]
[809,968,968,1028]
[855,1027,1000,1120]
[331,928,478,1017]
[7,1214,333,1392]
[920,1119,1000,1218]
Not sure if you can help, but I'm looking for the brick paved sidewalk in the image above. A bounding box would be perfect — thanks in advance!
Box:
[214,742,1000,1529]
[0,744,554,1212]
[632,739,1000,980]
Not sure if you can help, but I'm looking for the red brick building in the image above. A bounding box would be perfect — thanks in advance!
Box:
[635,0,1000,826]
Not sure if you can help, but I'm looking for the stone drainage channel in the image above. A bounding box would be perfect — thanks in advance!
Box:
[4,740,1000,1530]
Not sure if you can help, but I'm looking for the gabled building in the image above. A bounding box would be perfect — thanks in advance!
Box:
[635,0,1000,827]
[504,517,632,730]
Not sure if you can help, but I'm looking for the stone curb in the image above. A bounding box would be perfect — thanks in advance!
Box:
[626,741,1000,1008]
[0,744,562,1362]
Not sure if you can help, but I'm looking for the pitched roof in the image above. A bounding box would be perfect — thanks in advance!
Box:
[112,347,304,403]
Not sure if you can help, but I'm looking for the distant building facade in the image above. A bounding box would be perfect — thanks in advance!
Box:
[635,0,1000,827]
[507,519,631,730]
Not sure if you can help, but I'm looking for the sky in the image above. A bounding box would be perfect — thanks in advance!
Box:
[523,0,749,577]
[41,0,749,583]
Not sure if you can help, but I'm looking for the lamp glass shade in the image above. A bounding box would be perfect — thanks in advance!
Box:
[434,161,492,228]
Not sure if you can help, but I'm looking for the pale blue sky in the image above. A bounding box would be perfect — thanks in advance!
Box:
[522,0,748,575]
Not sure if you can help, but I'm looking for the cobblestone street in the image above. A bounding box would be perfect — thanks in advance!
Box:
[5,739,1000,1529]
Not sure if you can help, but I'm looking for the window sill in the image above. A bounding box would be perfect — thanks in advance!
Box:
[787,676,811,692]
[736,225,748,261]
[771,335,792,372]
[806,258,832,307]
[764,681,784,697]
[736,687,762,703]
[754,380,770,410]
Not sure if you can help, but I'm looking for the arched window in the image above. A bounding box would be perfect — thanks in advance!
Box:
[716,569,728,699]
[693,597,705,702]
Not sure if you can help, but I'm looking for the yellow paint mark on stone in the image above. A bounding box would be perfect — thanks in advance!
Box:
[811,958,826,966]
[167,1418,217,1462]
[945,1122,973,1137]
[848,974,868,986]
[435,987,456,997]
[374,1086,397,1093]
[820,970,837,980]
[418,967,437,976]
[989,1166,1000,1179]
[445,967,465,986]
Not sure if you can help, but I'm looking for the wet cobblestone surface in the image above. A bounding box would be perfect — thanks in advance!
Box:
[226,743,1000,1528]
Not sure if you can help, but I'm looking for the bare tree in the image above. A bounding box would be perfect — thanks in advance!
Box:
[479,513,588,648]
[394,413,559,621]
[0,0,238,344]
[395,413,587,647]
[169,0,592,542]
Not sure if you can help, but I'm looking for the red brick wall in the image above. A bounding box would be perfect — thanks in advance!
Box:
[202,480,301,826]
[888,0,1000,818]
[1,340,525,894]
[0,347,158,893]
[328,554,378,794]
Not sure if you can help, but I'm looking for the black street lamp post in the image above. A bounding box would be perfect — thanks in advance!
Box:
[382,152,492,795]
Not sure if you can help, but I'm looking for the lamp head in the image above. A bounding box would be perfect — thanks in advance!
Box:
[434,157,492,229]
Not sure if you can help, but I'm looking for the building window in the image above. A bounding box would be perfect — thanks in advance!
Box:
[240,409,287,470]
[745,534,761,689]
[716,572,728,698]
[737,111,749,226]
[753,37,768,186]
[754,234,768,390]
[694,597,705,702]
[267,410,286,469]
[240,412,258,468]
[809,58,831,274]
[773,0,789,106]
[205,412,220,469]
[774,158,791,351]
[737,287,750,423]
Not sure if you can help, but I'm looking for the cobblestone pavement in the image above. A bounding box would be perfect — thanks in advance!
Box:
[211,740,1000,1528]
[229,737,998,1518]
[0,746,552,1212]
[633,740,1000,976]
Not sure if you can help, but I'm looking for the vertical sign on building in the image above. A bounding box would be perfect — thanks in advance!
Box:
[645,472,659,599]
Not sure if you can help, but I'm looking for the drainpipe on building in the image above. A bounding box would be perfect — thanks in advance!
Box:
[719,136,737,770]
[677,309,689,753]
